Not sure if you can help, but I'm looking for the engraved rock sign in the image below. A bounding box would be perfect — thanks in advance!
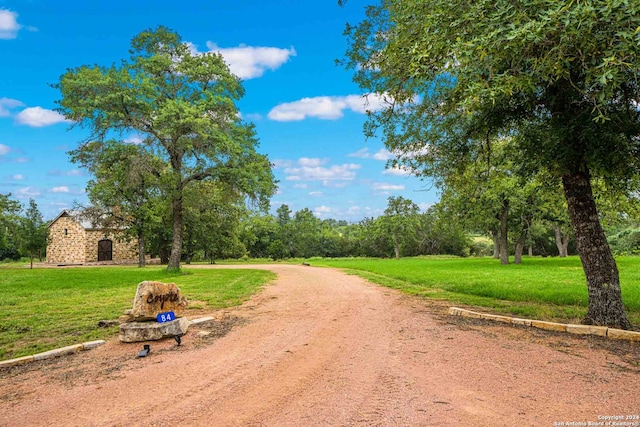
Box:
[131,281,188,321]
[119,281,190,343]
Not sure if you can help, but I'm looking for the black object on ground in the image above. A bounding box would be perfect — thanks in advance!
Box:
[174,334,184,346]
[137,344,150,358]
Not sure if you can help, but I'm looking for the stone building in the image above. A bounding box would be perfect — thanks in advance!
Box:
[47,210,138,265]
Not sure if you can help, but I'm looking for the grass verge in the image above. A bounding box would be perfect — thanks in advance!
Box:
[314,256,640,327]
[0,266,275,360]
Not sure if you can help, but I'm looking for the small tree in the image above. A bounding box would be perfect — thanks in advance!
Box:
[20,199,48,269]
[380,196,420,259]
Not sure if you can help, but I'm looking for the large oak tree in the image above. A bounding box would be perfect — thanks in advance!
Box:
[343,0,640,328]
[55,27,275,271]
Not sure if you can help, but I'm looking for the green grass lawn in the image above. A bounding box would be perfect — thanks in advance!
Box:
[314,256,640,327]
[0,267,275,360]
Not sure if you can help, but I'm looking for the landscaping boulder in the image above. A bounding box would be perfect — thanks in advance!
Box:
[119,316,190,343]
[131,281,188,321]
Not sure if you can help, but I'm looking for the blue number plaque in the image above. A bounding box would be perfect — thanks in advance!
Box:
[157,311,175,323]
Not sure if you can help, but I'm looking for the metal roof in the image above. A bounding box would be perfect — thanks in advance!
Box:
[48,210,100,230]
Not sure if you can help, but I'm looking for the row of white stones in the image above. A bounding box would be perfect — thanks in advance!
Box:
[448,307,640,341]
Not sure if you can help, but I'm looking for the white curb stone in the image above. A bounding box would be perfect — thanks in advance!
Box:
[566,324,608,337]
[0,355,34,368]
[33,344,84,361]
[82,340,106,350]
[450,307,640,342]
[190,316,215,325]
[0,340,106,368]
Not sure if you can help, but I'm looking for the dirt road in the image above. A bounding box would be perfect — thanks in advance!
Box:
[1,264,638,426]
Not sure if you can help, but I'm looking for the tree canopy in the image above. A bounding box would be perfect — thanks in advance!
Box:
[55,27,276,270]
[343,0,640,328]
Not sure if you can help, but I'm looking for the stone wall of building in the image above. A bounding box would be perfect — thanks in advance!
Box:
[47,215,86,264]
[48,211,140,264]
[113,235,139,262]
[84,230,138,263]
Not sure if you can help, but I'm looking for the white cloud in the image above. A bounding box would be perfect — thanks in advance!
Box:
[51,186,70,193]
[323,181,348,189]
[0,143,9,155]
[190,42,296,80]
[311,204,383,220]
[372,183,405,191]
[124,135,144,145]
[383,166,412,176]
[12,174,23,180]
[293,183,308,189]
[0,97,24,116]
[0,9,20,40]
[397,145,431,160]
[244,113,262,121]
[348,148,370,158]
[284,158,361,183]
[15,107,70,127]
[314,205,333,216]
[298,157,327,167]
[16,187,40,198]
[272,159,293,169]
[348,93,389,113]
[268,93,388,122]
[48,169,84,177]
[373,149,393,161]
[348,147,394,161]
[347,206,361,215]
[309,191,324,196]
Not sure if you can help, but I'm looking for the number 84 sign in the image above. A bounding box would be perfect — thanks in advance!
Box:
[156,311,176,323]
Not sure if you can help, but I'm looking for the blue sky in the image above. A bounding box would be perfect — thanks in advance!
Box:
[0,0,438,221]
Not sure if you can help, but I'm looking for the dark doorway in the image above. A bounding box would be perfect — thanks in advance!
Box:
[98,239,113,261]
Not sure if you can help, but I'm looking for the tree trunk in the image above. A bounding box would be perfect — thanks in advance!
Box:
[562,237,569,257]
[137,233,146,268]
[159,247,169,265]
[499,199,509,265]
[393,232,400,259]
[491,230,500,259]
[515,217,531,264]
[514,235,526,264]
[562,171,631,329]
[553,225,569,257]
[528,245,533,257]
[167,194,183,271]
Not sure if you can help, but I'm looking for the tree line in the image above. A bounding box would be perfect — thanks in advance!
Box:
[4,181,638,270]
[0,194,48,268]
[241,199,470,260]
